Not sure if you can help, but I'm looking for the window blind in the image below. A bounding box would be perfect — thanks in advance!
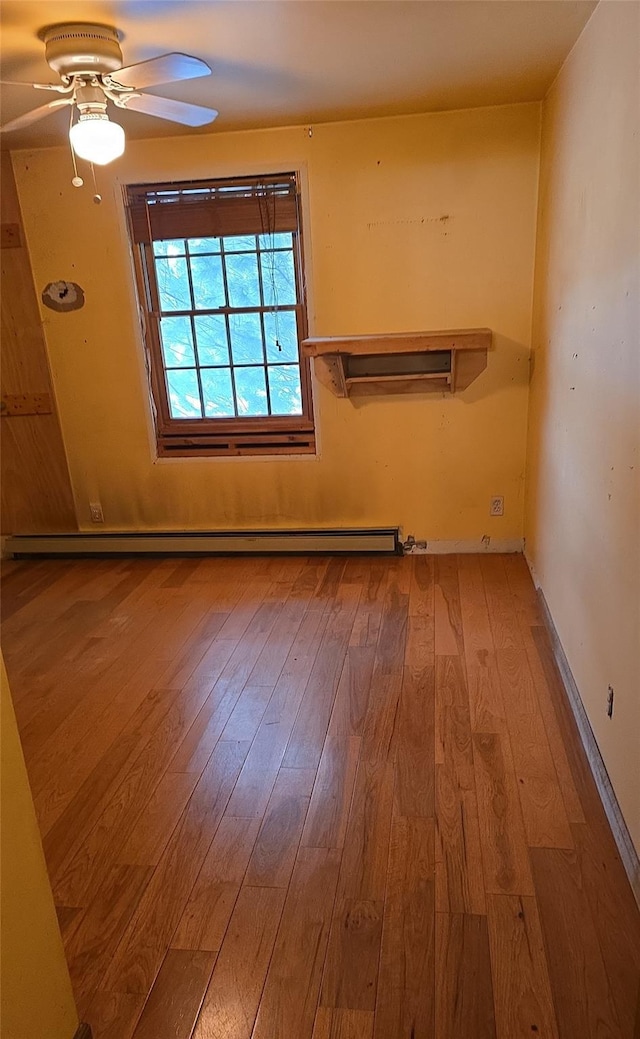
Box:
[126,173,299,244]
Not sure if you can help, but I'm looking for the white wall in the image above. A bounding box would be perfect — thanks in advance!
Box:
[525,0,640,849]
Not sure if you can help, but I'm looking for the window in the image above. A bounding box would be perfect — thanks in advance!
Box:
[125,174,314,456]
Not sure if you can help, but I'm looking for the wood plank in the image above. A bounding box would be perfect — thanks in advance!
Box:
[480,556,521,651]
[408,554,435,619]
[301,734,362,851]
[243,766,314,888]
[435,913,497,1039]
[435,654,468,766]
[530,847,623,1039]
[245,596,307,686]
[393,664,435,818]
[303,328,492,355]
[252,846,341,1039]
[219,683,274,742]
[349,562,387,648]
[326,646,376,739]
[570,823,640,1037]
[84,992,146,1039]
[467,655,507,735]
[119,771,199,866]
[312,1008,374,1038]
[360,575,408,764]
[373,815,435,1039]
[519,624,585,825]
[51,676,215,905]
[172,815,261,952]
[34,599,213,835]
[486,894,559,1039]
[457,553,494,669]
[495,646,539,717]
[164,642,250,775]
[435,703,486,915]
[472,732,534,896]
[320,899,383,1011]
[63,863,153,1016]
[223,604,331,817]
[338,759,395,903]
[191,886,286,1039]
[434,556,465,658]
[55,903,83,937]
[131,950,216,1039]
[282,582,361,770]
[102,740,249,994]
[504,705,574,849]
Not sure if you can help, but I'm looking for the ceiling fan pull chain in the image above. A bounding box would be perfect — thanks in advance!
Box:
[69,106,84,188]
[90,163,102,204]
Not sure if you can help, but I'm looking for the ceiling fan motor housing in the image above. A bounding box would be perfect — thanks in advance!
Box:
[41,23,123,77]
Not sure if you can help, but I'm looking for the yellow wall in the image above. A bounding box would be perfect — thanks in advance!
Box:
[11,102,540,540]
[525,2,639,848]
[0,656,78,1038]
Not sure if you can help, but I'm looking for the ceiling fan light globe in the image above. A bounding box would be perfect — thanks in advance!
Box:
[69,113,124,165]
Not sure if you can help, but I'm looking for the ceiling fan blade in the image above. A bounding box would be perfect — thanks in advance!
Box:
[1,97,74,133]
[120,93,217,127]
[0,80,66,91]
[110,53,211,90]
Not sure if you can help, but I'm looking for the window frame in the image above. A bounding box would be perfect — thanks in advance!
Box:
[126,173,315,458]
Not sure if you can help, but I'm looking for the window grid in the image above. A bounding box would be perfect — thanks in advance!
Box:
[154,233,302,421]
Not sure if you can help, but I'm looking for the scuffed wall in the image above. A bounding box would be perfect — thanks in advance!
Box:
[12,102,539,539]
[525,2,640,848]
[0,656,79,1037]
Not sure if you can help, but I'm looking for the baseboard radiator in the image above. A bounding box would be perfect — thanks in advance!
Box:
[4,527,401,558]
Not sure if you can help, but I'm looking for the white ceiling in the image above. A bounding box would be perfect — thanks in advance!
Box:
[0,0,596,149]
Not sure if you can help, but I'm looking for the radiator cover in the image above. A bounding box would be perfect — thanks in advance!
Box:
[5,528,401,557]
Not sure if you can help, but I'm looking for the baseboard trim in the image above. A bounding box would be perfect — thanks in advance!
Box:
[529,569,640,906]
[404,537,524,554]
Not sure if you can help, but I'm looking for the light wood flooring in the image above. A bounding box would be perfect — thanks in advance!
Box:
[2,553,639,1039]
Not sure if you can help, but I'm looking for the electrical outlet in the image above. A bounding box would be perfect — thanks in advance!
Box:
[607,686,614,718]
[490,496,504,517]
[89,501,104,523]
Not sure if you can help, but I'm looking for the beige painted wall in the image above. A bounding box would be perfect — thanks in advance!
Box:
[11,102,539,540]
[0,656,78,1038]
[525,2,640,849]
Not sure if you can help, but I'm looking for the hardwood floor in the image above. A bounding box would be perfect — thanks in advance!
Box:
[2,553,639,1039]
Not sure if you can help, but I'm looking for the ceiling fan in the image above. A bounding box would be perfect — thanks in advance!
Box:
[0,22,218,165]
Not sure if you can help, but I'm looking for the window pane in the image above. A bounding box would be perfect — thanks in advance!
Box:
[153,239,185,257]
[223,235,256,252]
[258,232,292,250]
[260,249,296,307]
[160,316,195,367]
[188,237,221,254]
[191,254,225,309]
[229,312,264,365]
[268,365,302,415]
[225,251,260,308]
[263,310,299,363]
[201,368,235,417]
[194,315,229,365]
[166,369,202,418]
[235,366,268,416]
[156,256,191,312]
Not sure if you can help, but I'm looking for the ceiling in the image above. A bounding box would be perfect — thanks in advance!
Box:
[1,0,596,149]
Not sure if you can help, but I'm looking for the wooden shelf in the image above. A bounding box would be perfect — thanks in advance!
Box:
[301,328,491,398]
